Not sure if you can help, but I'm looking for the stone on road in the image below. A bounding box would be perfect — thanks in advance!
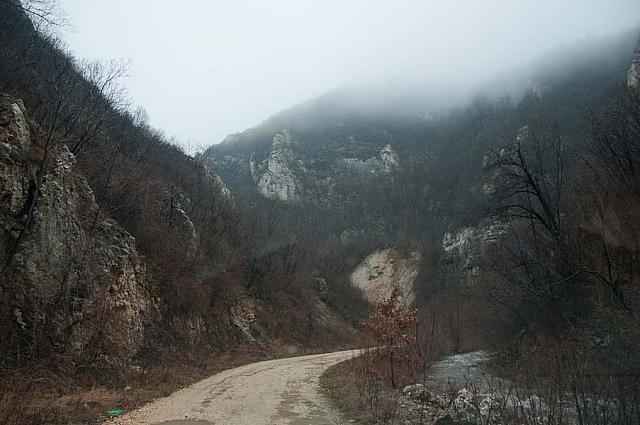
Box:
[109,349,359,425]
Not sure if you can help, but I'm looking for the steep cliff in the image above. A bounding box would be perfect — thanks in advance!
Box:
[0,94,152,367]
[0,91,273,371]
[441,220,506,282]
[208,125,403,209]
[338,143,400,175]
[250,130,303,202]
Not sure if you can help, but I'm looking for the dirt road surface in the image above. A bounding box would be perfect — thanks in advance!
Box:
[109,349,359,425]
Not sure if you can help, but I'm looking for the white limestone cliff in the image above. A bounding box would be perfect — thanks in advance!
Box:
[339,143,400,175]
[442,220,506,279]
[253,131,302,202]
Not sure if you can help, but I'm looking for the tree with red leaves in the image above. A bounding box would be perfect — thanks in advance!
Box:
[363,285,419,388]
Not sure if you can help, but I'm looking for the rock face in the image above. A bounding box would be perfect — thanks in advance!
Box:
[162,188,199,258]
[442,220,506,281]
[380,143,400,172]
[629,39,640,88]
[350,247,421,308]
[0,94,152,366]
[208,126,402,209]
[338,143,400,175]
[250,130,301,202]
[399,352,509,424]
[246,131,400,204]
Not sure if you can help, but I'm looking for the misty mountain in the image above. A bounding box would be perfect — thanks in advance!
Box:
[2,0,640,423]
[204,28,636,242]
[202,28,640,347]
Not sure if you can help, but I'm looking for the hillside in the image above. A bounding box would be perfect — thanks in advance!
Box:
[204,28,638,306]
[2,0,640,423]
[202,30,640,423]
[0,2,361,423]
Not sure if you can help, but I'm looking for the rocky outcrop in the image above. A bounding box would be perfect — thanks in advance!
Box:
[442,220,506,280]
[629,39,640,88]
[211,128,401,208]
[338,143,400,175]
[398,351,507,424]
[350,247,421,308]
[400,384,506,424]
[250,130,302,202]
[380,144,400,172]
[163,188,198,258]
[0,94,152,366]
[230,298,260,343]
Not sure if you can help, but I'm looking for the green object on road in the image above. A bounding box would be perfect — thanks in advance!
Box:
[107,408,124,416]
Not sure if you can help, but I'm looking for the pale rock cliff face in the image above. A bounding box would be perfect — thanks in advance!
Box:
[209,129,401,210]
[339,143,400,175]
[0,94,152,365]
[442,220,506,280]
[629,40,640,89]
[350,247,421,308]
[201,161,233,201]
[380,144,400,172]
[251,131,302,202]
[230,298,260,343]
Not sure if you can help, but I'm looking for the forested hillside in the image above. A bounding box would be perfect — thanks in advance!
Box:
[205,27,640,348]
[207,27,640,422]
[0,2,359,422]
[2,0,640,423]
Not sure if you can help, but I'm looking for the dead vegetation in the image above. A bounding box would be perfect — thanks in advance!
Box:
[0,347,262,425]
[0,340,363,425]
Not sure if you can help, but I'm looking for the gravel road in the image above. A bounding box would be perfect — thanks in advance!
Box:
[109,349,359,425]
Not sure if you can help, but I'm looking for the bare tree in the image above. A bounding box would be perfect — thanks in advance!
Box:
[588,89,640,194]
[0,0,67,30]
[482,117,580,331]
[486,120,567,242]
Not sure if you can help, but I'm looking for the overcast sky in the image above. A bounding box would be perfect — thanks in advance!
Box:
[60,0,639,151]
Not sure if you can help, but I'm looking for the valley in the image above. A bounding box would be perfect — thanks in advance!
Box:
[1,1,640,424]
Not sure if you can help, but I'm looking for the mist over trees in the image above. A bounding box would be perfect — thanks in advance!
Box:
[202,21,640,423]
[1,0,640,423]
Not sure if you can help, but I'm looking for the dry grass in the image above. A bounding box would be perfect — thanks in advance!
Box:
[321,355,409,425]
[0,345,277,425]
[321,357,379,424]
[0,338,365,425]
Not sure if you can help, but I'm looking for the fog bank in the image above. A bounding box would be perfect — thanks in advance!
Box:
[61,0,640,150]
